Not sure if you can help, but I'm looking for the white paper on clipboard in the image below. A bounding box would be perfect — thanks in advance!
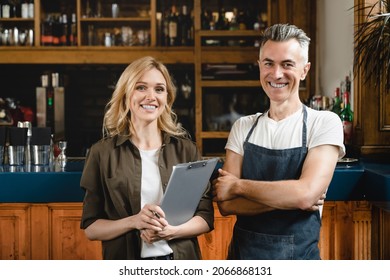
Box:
[160,157,219,226]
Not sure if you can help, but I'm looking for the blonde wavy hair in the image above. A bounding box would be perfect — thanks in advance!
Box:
[102,56,188,138]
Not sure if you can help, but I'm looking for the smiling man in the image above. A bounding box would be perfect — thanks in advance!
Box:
[212,24,345,260]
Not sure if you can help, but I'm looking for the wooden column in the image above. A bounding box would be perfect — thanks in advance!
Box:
[352,201,372,259]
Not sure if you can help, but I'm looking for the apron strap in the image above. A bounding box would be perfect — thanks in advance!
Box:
[302,105,307,148]
[244,112,266,143]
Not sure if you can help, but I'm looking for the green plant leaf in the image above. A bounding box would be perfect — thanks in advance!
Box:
[353,0,390,91]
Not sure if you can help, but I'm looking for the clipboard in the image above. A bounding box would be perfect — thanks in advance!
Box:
[160,157,219,226]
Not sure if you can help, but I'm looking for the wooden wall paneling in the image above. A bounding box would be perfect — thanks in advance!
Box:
[49,203,102,260]
[0,203,30,260]
[371,205,390,260]
[352,201,372,259]
[371,205,380,259]
[379,208,390,260]
[320,202,355,260]
[268,0,316,103]
[320,201,375,260]
[0,200,380,260]
[30,204,49,259]
[352,0,363,146]
[361,81,384,145]
[319,202,336,260]
[380,82,390,131]
[270,0,289,24]
[333,202,355,260]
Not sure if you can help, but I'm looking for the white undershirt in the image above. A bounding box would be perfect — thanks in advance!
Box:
[225,107,346,217]
[139,148,173,258]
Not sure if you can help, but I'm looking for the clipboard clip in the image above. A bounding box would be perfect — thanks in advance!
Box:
[187,160,208,169]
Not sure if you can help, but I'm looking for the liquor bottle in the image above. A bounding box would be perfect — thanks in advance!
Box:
[237,9,247,46]
[156,11,162,46]
[85,0,92,18]
[45,74,55,132]
[69,13,77,46]
[10,0,17,17]
[21,0,28,18]
[331,87,342,116]
[87,24,95,46]
[96,0,102,18]
[41,14,54,46]
[189,8,194,43]
[180,73,193,100]
[178,5,192,46]
[260,12,268,30]
[345,75,351,93]
[168,5,178,46]
[161,8,170,46]
[216,8,227,30]
[1,0,11,18]
[52,14,61,46]
[228,8,239,46]
[27,0,33,18]
[229,8,239,31]
[237,10,247,30]
[201,8,211,30]
[60,14,69,46]
[340,91,354,145]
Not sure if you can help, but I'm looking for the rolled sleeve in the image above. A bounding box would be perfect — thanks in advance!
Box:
[80,145,106,229]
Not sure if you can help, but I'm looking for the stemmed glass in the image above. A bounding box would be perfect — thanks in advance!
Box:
[57,141,67,166]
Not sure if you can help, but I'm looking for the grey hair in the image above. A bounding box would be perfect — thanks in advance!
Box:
[259,23,311,63]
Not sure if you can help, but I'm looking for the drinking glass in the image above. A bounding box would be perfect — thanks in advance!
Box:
[57,141,67,167]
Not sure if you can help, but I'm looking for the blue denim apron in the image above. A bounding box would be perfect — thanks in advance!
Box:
[229,105,321,260]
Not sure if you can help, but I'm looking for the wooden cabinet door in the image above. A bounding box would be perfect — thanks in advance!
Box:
[49,204,102,260]
[319,201,373,260]
[0,204,30,260]
[198,203,236,260]
[371,204,390,260]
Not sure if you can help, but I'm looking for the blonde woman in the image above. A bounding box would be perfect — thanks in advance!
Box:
[80,56,214,260]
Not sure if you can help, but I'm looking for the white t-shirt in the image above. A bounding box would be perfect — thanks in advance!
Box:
[226,106,345,158]
[225,106,345,217]
[140,148,173,258]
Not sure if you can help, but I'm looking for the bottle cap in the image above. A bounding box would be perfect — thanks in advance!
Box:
[52,73,59,87]
[41,75,48,87]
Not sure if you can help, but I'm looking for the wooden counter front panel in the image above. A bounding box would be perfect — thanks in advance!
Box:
[198,203,236,260]
[0,203,102,260]
[0,201,385,260]
[0,204,30,260]
[49,205,102,260]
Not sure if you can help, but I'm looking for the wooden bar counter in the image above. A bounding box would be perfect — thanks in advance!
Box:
[0,159,389,260]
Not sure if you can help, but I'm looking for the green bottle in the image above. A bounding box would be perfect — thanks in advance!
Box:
[340,92,354,145]
[331,87,342,116]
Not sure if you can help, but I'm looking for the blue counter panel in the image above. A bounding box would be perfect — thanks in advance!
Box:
[0,161,85,203]
[363,163,390,201]
[327,163,365,200]
[0,172,84,203]
[0,159,389,203]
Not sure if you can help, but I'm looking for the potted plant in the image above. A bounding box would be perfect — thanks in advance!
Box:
[353,0,390,91]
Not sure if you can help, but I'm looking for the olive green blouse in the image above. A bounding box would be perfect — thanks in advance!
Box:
[80,132,214,260]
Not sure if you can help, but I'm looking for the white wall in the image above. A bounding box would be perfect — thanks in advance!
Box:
[316,0,355,99]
